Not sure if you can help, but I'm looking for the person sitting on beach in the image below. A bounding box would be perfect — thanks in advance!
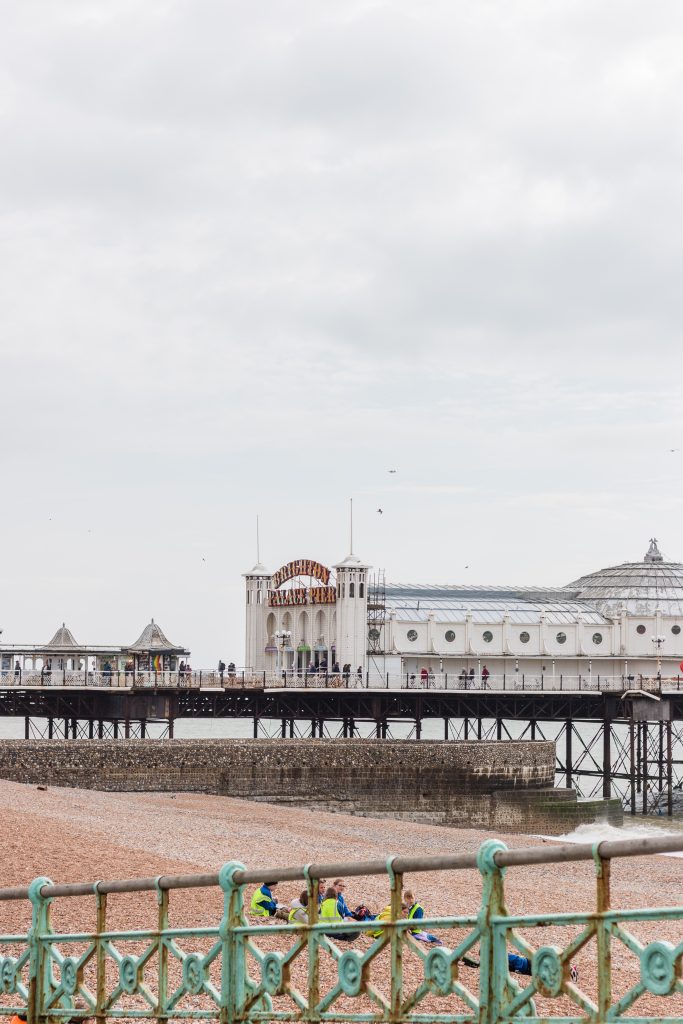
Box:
[402,890,443,945]
[320,886,359,941]
[368,903,392,938]
[333,878,356,919]
[454,944,577,983]
[333,878,374,921]
[289,889,309,924]
[250,881,288,919]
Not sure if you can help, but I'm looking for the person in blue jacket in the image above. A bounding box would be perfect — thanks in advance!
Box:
[250,881,279,917]
[402,891,443,945]
[334,878,375,921]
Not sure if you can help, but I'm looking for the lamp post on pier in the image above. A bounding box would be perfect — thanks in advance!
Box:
[275,630,292,680]
[651,634,665,682]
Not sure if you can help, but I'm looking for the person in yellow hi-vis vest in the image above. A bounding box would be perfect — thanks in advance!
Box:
[289,890,309,924]
[250,881,289,920]
[402,890,443,945]
[320,886,359,941]
[368,903,393,938]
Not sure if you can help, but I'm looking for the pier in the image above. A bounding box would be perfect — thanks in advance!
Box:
[0,676,682,813]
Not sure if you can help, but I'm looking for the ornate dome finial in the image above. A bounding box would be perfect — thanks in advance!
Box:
[644,538,663,563]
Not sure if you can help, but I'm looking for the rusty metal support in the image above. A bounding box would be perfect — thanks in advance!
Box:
[629,712,636,815]
[667,718,673,816]
[602,707,611,799]
[642,721,648,814]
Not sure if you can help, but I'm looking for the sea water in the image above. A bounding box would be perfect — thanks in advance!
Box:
[536,819,683,856]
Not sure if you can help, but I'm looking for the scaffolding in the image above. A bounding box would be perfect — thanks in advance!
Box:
[367,569,387,681]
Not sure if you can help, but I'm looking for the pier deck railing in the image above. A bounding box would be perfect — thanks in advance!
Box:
[0,669,680,693]
[0,834,681,1023]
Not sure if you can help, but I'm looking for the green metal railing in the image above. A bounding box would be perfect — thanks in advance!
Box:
[0,834,681,1023]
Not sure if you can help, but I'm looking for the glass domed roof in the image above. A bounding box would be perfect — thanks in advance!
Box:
[565,539,683,617]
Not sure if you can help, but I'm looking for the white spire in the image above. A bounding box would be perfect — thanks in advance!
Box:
[349,497,353,556]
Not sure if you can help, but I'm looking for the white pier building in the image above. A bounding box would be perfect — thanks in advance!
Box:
[244,539,683,686]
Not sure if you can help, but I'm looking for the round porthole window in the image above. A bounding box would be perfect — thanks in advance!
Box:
[445,630,456,643]
[556,632,567,644]
[592,632,603,645]
[519,631,530,644]
[407,629,418,642]
[672,625,681,635]
[637,624,646,635]
[482,630,493,643]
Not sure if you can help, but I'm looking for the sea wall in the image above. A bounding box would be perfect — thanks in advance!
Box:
[0,739,621,833]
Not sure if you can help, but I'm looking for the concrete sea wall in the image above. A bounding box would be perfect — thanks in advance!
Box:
[0,738,621,833]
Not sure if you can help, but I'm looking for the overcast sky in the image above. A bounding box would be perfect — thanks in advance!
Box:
[2,1,683,665]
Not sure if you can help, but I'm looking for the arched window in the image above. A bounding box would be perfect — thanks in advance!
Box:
[359,582,364,598]
[349,582,355,598]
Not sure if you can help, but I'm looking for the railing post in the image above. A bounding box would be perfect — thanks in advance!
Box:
[304,864,320,1013]
[219,861,250,1024]
[95,887,107,1024]
[155,879,168,1022]
[594,844,612,1018]
[27,875,56,1024]
[386,856,404,1019]
[476,839,510,1024]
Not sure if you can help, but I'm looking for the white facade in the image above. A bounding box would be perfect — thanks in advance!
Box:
[244,553,369,675]
[244,539,683,682]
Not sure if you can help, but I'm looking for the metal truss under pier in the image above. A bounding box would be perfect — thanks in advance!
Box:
[3,686,683,814]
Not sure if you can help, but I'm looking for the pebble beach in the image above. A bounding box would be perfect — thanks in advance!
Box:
[0,781,681,1019]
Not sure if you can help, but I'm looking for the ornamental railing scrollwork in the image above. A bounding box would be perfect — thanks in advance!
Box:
[0,836,680,1023]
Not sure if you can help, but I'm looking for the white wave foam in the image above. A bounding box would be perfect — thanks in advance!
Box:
[534,819,683,857]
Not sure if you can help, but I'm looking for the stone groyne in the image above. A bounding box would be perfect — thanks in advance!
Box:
[0,739,622,833]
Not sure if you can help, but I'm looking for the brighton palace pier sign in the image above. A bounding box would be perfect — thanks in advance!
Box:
[268,559,336,606]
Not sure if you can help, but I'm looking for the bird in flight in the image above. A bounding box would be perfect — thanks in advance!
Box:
[377,508,383,514]
[670,449,679,453]
[388,469,397,473]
